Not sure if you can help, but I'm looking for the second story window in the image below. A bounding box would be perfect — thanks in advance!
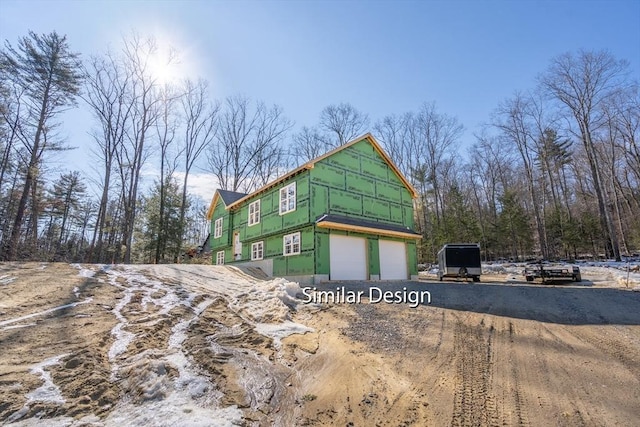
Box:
[248,200,260,226]
[214,217,223,238]
[279,182,296,215]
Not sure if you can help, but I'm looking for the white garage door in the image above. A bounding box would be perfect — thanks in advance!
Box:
[379,240,408,280]
[330,235,367,280]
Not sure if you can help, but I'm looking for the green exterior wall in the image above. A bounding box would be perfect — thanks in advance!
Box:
[309,140,414,228]
[210,199,231,251]
[209,136,420,281]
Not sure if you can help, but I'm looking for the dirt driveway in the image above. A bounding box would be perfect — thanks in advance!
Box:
[1,263,639,426]
[301,277,640,426]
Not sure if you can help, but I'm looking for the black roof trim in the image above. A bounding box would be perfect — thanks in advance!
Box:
[315,213,421,237]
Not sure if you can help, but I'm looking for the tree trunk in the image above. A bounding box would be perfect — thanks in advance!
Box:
[582,128,620,260]
[4,87,49,260]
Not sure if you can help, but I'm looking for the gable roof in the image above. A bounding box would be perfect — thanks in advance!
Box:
[206,189,248,220]
[206,133,418,219]
[218,189,247,205]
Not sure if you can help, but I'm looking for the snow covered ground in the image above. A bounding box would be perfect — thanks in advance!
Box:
[2,263,313,427]
[2,260,639,426]
[424,260,640,289]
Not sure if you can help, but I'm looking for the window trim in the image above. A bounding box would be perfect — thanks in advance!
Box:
[279,182,296,215]
[251,241,264,261]
[283,232,301,256]
[214,217,223,238]
[216,250,225,265]
[248,199,261,226]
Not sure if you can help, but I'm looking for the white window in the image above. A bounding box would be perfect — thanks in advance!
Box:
[216,251,225,265]
[283,232,301,256]
[279,182,296,215]
[251,241,264,260]
[214,217,223,238]
[248,200,260,226]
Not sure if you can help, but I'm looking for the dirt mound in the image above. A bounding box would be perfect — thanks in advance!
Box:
[1,263,639,426]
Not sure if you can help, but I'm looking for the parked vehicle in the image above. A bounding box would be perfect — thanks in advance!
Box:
[523,261,581,283]
[438,243,482,282]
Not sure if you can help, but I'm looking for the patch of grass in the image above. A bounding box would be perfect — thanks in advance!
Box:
[301,393,317,402]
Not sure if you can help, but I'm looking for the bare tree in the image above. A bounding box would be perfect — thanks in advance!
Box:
[290,126,326,164]
[0,31,83,260]
[374,113,413,178]
[153,83,182,263]
[319,102,369,148]
[177,78,218,257]
[115,34,165,263]
[493,93,550,259]
[0,81,23,198]
[207,96,292,193]
[83,51,133,262]
[539,50,630,261]
[413,102,464,226]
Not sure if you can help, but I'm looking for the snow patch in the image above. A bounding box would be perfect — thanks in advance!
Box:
[27,354,69,404]
[10,264,309,426]
[2,323,37,331]
[0,274,16,285]
[104,399,243,427]
[168,298,215,349]
[106,271,136,369]
[255,321,314,349]
[7,355,70,423]
[71,263,97,278]
[6,415,102,427]
[0,298,93,329]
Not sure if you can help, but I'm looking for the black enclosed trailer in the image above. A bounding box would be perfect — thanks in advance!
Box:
[437,243,482,282]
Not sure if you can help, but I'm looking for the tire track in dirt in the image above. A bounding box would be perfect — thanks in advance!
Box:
[506,321,529,427]
[450,315,498,427]
[571,326,640,382]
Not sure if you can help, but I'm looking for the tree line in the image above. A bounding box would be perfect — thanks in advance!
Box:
[0,31,638,264]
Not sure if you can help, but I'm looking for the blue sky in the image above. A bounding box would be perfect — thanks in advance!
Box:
[1,0,639,200]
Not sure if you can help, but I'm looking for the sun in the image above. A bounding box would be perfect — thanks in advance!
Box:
[124,27,200,86]
[147,46,180,85]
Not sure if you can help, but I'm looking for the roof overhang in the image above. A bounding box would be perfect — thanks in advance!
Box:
[316,214,422,240]
[206,192,220,221]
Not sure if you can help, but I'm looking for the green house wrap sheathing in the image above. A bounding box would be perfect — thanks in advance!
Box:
[206,133,421,284]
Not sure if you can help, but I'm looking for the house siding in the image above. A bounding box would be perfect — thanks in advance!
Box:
[209,134,420,282]
[218,174,313,277]
[210,200,231,251]
[309,140,414,227]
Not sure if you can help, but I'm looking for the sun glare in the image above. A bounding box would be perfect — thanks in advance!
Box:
[147,47,180,85]
[142,28,199,86]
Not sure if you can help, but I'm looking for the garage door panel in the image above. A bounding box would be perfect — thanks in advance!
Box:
[379,240,407,280]
[330,235,367,280]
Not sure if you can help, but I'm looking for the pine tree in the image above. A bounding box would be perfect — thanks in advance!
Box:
[133,176,187,263]
[0,31,83,260]
[497,190,533,261]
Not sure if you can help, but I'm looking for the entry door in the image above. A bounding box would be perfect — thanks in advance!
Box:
[379,240,408,280]
[329,235,367,280]
[233,232,242,260]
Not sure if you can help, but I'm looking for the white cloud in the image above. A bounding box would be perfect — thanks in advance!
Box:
[174,171,219,204]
